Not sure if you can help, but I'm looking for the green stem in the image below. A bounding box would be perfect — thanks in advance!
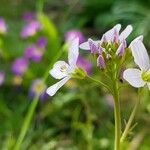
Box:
[14,96,39,150]
[113,81,121,150]
[120,89,141,142]
[13,44,64,150]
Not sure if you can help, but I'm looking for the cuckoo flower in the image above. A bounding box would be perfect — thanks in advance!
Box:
[80,24,133,69]
[21,20,41,38]
[12,57,29,76]
[80,24,132,53]
[24,44,44,62]
[123,40,150,90]
[47,38,83,96]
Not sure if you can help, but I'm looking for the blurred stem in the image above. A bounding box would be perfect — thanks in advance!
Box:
[36,0,45,13]
[14,96,39,150]
[112,80,121,150]
[13,44,65,150]
[120,89,141,143]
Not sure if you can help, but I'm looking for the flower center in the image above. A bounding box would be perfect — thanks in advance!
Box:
[60,65,68,73]
[141,70,150,82]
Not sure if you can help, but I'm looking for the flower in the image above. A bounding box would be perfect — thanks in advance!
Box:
[37,36,47,48]
[22,11,35,22]
[65,29,85,44]
[21,20,41,38]
[0,71,5,86]
[24,44,44,62]
[29,79,47,101]
[123,40,150,90]
[12,57,29,76]
[80,24,132,54]
[77,55,92,75]
[0,17,7,34]
[46,38,81,96]
[79,24,133,69]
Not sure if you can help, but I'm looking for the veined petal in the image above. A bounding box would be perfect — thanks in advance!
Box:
[46,76,70,96]
[68,38,79,67]
[147,83,150,90]
[123,68,145,88]
[102,24,121,42]
[129,35,143,47]
[130,40,150,70]
[50,61,69,79]
[79,38,100,50]
[79,41,90,50]
[119,25,133,41]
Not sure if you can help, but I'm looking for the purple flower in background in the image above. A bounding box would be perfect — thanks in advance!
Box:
[24,44,44,62]
[29,79,47,101]
[12,57,29,76]
[65,29,85,44]
[0,71,5,86]
[77,55,92,75]
[21,20,42,38]
[22,11,35,22]
[37,36,47,48]
[0,17,7,34]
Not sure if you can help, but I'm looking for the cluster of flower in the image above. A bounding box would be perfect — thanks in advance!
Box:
[47,24,150,96]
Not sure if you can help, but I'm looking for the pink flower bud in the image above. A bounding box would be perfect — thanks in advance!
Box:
[116,40,126,56]
[88,39,99,54]
[97,55,106,69]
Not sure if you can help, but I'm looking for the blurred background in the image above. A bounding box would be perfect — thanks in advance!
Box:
[0,0,150,149]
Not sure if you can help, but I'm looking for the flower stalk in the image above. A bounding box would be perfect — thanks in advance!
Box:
[112,80,121,150]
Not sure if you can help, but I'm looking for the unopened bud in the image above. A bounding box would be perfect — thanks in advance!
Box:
[88,39,99,54]
[97,55,106,69]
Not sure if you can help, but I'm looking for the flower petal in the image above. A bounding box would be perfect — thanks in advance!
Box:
[119,25,133,41]
[129,35,143,48]
[123,68,145,88]
[68,38,79,67]
[102,24,121,42]
[46,76,70,96]
[130,40,150,70]
[79,38,100,50]
[50,61,69,79]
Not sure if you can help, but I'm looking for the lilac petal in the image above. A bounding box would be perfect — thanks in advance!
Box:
[65,29,85,44]
[102,24,121,42]
[119,25,133,42]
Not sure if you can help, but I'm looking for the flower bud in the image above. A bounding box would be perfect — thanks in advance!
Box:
[88,39,99,54]
[97,55,106,69]
[116,40,126,57]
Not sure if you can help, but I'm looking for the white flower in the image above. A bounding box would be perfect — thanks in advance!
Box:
[123,40,150,90]
[79,24,133,52]
[46,38,79,96]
